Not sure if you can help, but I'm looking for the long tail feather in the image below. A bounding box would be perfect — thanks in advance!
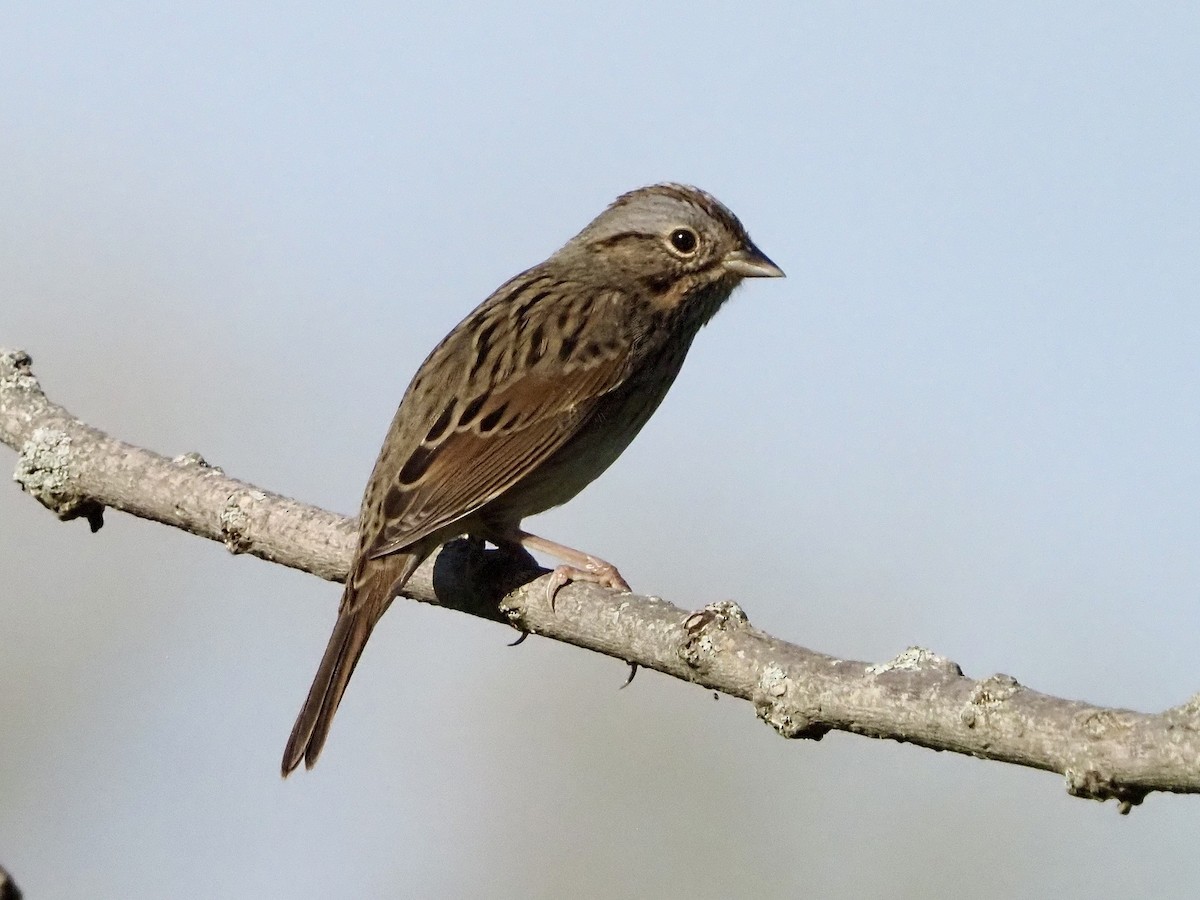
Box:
[281,552,423,776]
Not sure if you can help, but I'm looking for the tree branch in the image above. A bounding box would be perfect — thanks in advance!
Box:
[3,346,1197,812]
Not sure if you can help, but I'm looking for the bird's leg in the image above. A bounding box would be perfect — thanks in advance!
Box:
[492,528,639,685]
[484,534,539,569]
[467,532,539,645]
[494,527,631,607]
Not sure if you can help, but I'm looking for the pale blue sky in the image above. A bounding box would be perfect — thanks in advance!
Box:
[3,4,1200,898]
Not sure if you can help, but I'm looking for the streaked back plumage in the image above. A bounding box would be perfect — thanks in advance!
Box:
[282,184,782,774]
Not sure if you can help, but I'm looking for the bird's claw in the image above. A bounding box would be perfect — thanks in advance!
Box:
[544,560,631,610]
[619,662,638,689]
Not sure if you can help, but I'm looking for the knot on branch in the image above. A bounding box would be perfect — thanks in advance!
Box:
[220,489,266,553]
[1064,765,1147,814]
[0,348,38,393]
[679,600,749,671]
[173,451,224,474]
[1074,708,1137,739]
[867,645,963,676]
[753,663,829,741]
[14,426,104,530]
[960,673,1023,728]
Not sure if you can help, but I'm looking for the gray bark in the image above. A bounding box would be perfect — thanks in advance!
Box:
[4,346,1198,813]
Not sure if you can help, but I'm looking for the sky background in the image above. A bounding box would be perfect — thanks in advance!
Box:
[3,3,1200,898]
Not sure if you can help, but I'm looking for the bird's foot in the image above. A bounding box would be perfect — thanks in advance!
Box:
[544,557,631,609]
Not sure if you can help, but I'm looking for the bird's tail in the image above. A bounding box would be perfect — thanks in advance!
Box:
[281,551,423,776]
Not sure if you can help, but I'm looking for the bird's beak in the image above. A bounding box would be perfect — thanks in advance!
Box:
[723,242,785,279]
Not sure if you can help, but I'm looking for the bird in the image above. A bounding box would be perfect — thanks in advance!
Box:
[282,183,784,775]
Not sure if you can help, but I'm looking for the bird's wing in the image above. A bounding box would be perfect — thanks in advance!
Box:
[361,281,631,559]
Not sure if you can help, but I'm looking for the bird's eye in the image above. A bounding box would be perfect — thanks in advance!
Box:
[668,228,699,256]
